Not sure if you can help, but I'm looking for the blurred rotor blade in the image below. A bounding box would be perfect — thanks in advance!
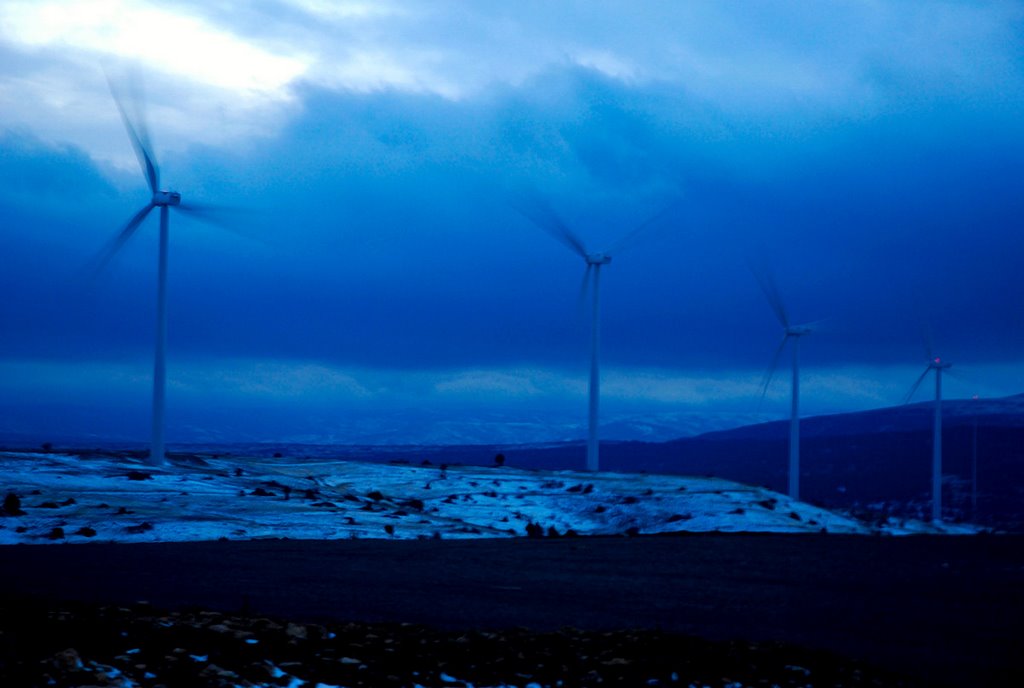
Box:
[943,366,1001,399]
[605,199,682,257]
[759,335,789,406]
[576,263,594,319]
[919,319,935,361]
[174,203,267,246]
[106,70,159,194]
[86,203,156,278]
[511,192,588,259]
[749,258,790,329]
[903,368,931,405]
[175,201,233,225]
[796,317,832,333]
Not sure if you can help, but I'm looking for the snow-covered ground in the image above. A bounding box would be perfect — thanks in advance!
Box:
[0,451,978,545]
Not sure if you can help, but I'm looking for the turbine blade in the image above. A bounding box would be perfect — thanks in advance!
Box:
[511,192,589,259]
[796,317,831,333]
[174,203,267,246]
[943,366,999,399]
[576,263,594,319]
[175,202,234,226]
[749,258,790,329]
[605,198,682,257]
[106,71,159,193]
[903,368,931,405]
[87,203,156,277]
[919,319,935,361]
[759,335,789,405]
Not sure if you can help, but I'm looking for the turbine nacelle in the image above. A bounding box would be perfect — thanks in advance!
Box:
[929,357,953,370]
[586,253,612,266]
[152,191,181,207]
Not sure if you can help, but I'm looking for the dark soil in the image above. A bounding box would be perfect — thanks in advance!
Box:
[2,534,1022,687]
[0,598,921,687]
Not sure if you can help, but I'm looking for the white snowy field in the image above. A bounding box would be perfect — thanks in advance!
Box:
[0,451,977,545]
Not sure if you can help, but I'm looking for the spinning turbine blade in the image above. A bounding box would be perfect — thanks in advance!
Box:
[903,367,930,404]
[176,202,271,247]
[605,199,681,257]
[176,201,229,218]
[750,261,790,329]
[576,264,594,317]
[760,335,789,403]
[88,203,156,277]
[176,202,241,232]
[919,320,936,361]
[796,317,830,333]
[513,193,589,258]
[107,73,159,194]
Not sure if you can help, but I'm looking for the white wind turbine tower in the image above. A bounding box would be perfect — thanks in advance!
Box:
[753,268,817,501]
[517,197,676,472]
[92,76,225,466]
[904,354,953,522]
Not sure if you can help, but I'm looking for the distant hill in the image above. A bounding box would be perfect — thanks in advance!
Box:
[490,394,1024,531]
[200,394,1023,531]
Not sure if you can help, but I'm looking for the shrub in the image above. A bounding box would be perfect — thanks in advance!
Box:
[3,492,24,516]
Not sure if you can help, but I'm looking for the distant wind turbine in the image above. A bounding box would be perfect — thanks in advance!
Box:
[92,75,227,466]
[904,354,953,522]
[753,266,818,501]
[517,196,676,472]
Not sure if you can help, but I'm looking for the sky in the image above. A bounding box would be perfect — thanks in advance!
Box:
[1,0,1023,445]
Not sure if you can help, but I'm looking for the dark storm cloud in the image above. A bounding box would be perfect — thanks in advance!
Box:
[168,74,1024,370]
[3,65,1024,378]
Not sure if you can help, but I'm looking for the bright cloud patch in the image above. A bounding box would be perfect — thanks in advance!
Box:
[282,0,404,22]
[0,0,308,96]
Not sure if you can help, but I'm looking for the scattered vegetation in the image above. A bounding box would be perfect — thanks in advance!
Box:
[2,492,24,516]
[0,598,929,688]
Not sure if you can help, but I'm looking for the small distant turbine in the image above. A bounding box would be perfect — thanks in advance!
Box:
[905,355,953,522]
[517,196,676,472]
[92,75,227,466]
[753,267,818,501]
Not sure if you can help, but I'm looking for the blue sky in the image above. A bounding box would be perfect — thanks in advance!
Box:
[1,1,1022,444]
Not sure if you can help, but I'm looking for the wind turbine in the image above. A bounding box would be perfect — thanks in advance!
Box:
[753,268,817,501]
[904,354,953,522]
[516,197,675,472]
[93,76,222,466]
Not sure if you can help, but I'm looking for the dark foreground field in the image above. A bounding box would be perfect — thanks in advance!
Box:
[1,534,1022,687]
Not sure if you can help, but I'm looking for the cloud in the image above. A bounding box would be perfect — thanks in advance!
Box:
[1,2,1023,444]
[4,1,1022,162]
[280,0,404,22]
[0,0,308,94]
[434,370,546,398]
[178,361,374,399]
